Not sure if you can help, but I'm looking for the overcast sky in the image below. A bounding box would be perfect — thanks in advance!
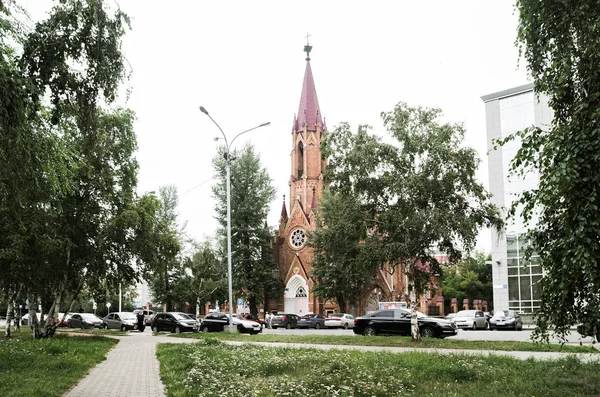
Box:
[23,1,528,253]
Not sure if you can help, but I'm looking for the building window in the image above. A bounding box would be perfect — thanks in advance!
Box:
[290,228,306,249]
[296,287,307,297]
[297,142,304,178]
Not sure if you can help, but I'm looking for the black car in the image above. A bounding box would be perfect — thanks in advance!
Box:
[353,308,457,338]
[151,312,197,333]
[297,313,326,329]
[271,313,300,329]
[68,313,103,329]
[199,313,229,332]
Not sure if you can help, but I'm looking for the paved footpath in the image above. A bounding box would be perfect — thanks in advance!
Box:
[62,331,600,397]
[63,329,193,397]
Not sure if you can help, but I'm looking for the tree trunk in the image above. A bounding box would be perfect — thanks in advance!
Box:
[249,295,258,318]
[5,299,13,338]
[196,298,201,329]
[410,287,420,342]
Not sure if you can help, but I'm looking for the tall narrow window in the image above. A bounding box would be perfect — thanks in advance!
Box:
[297,142,304,178]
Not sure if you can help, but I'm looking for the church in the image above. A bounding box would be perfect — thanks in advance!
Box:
[266,43,445,318]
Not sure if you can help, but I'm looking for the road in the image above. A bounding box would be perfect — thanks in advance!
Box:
[261,326,597,345]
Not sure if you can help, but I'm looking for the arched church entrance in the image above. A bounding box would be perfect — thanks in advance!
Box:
[284,274,309,315]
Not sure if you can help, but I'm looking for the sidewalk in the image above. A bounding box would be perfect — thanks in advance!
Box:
[64,330,171,397]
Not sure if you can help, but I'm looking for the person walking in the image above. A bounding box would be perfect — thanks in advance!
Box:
[265,312,271,329]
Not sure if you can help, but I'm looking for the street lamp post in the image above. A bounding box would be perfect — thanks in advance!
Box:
[199,106,270,329]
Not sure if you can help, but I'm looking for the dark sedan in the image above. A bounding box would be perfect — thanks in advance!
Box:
[68,313,103,329]
[271,313,300,329]
[489,310,523,330]
[297,313,326,329]
[353,308,457,338]
[151,312,197,333]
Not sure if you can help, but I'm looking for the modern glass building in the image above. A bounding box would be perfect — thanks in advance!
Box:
[482,83,553,313]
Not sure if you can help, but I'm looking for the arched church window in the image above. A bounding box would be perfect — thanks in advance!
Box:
[297,142,304,178]
[296,286,307,297]
[290,228,306,249]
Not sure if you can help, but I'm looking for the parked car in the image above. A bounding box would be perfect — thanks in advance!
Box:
[243,313,267,329]
[353,308,458,338]
[102,312,137,331]
[324,313,355,329]
[451,310,488,330]
[199,313,262,334]
[55,313,71,327]
[297,313,326,329]
[68,313,103,329]
[145,313,156,326]
[271,313,300,329]
[489,310,523,330]
[444,313,457,321]
[20,313,42,326]
[151,312,197,334]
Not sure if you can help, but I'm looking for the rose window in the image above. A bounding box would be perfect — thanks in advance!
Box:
[290,228,306,249]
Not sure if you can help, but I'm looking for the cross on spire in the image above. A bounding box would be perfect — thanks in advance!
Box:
[304,33,312,61]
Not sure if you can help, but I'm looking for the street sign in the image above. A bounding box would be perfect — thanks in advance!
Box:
[93,302,97,309]
[106,302,112,308]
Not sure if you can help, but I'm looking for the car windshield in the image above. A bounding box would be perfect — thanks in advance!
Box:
[173,313,193,320]
[81,313,99,320]
[456,310,475,317]
[492,310,510,318]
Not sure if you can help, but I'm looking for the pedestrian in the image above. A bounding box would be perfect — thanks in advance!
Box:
[136,311,145,332]
[265,312,271,329]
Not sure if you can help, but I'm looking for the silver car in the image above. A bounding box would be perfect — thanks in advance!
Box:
[451,310,488,330]
[102,312,137,331]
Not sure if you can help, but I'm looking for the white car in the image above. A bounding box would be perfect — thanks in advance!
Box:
[324,313,354,329]
[231,314,262,334]
[451,310,488,330]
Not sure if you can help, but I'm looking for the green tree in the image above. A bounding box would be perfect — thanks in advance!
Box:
[309,191,380,313]
[212,144,279,318]
[321,103,503,340]
[141,186,182,312]
[504,0,600,342]
[441,252,493,310]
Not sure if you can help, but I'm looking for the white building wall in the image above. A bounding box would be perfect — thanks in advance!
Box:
[483,84,552,313]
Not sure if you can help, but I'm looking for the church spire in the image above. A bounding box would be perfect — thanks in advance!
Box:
[280,195,288,222]
[295,38,323,133]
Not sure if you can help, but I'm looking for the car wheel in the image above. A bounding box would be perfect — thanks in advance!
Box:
[285,322,292,329]
[485,322,489,330]
[595,330,600,343]
[472,322,477,331]
[121,325,127,332]
[201,326,209,333]
[102,323,108,329]
[272,326,278,329]
[420,326,435,338]
[315,323,321,330]
[175,326,181,334]
[343,323,349,330]
[514,322,518,331]
[364,326,376,336]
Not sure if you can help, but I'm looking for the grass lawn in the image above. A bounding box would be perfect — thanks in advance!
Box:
[0,330,117,397]
[169,332,598,354]
[55,327,128,336]
[157,338,600,397]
